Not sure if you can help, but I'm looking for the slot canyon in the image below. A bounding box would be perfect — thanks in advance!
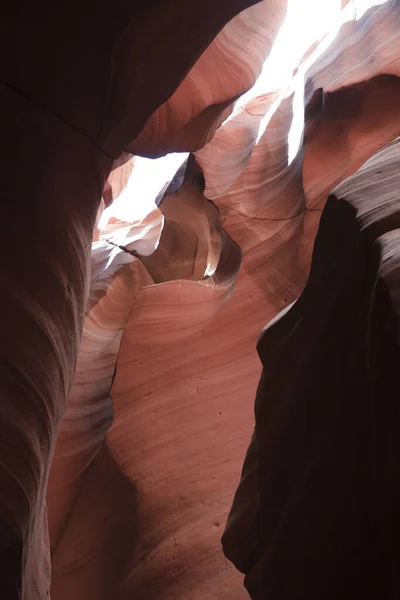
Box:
[1,0,400,597]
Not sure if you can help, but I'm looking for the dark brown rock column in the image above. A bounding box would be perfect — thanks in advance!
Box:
[0,85,111,598]
[224,196,400,599]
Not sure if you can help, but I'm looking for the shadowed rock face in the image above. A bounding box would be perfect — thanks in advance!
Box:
[224,196,400,599]
[2,0,400,598]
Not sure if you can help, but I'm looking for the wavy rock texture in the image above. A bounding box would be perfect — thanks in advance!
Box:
[127,0,287,157]
[0,0,264,596]
[3,0,400,598]
[223,137,400,599]
[226,195,400,600]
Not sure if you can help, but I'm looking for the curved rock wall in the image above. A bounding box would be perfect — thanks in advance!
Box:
[2,0,400,598]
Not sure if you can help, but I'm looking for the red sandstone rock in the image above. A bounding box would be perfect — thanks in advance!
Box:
[1,0,400,598]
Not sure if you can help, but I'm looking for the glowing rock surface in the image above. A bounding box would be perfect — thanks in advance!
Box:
[1,0,400,598]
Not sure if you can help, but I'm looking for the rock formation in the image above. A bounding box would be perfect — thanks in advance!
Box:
[1,0,400,598]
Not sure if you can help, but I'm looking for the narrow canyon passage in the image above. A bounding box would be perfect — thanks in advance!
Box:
[1,0,400,598]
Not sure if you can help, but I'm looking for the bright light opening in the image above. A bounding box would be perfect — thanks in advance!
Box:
[98,152,189,230]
